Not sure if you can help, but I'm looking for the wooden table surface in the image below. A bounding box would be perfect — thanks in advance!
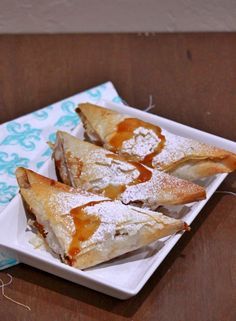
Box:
[0,34,235,321]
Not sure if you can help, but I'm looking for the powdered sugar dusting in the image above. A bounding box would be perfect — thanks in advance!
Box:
[121,127,161,160]
[120,168,202,209]
[152,130,219,169]
[86,200,151,224]
[120,169,170,208]
[80,149,139,190]
[48,190,107,215]
[77,200,180,251]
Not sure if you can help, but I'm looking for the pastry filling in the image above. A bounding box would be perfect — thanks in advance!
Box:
[80,112,103,145]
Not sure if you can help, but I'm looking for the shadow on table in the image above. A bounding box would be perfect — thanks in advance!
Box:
[8,193,224,319]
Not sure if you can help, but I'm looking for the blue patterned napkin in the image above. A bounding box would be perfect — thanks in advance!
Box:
[0,81,121,270]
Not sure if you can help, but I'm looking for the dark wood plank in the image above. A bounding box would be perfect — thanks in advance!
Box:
[0,34,235,140]
[0,34,235,321]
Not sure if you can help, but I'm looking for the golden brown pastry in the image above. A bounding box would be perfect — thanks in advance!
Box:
[52,131,206,209]
[77,103,236,180]
[16,167,187,270]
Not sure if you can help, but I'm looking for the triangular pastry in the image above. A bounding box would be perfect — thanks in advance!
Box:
[77,103,236,180]
[52,131,205,209]
[16,167,187,270]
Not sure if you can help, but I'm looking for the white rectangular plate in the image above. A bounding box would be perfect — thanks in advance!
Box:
[0,100,234,299]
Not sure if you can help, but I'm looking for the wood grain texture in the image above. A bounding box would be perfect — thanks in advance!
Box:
[0,34,235,321]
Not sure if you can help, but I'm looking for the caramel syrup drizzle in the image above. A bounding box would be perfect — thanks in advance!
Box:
[108,118,166,167]
[102,154,153,199]
[68,200,109,259]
